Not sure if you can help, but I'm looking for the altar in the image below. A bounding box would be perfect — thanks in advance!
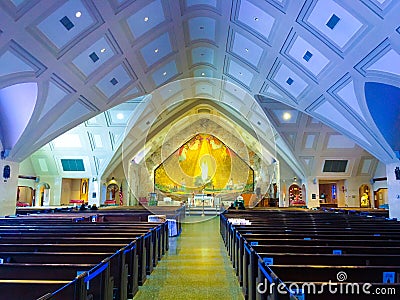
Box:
[190,194,214,207]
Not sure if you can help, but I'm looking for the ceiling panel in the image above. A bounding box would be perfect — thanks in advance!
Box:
[272,109,299,124]
[0,50,34,76]
[36,0,97,49]
[298,0,365,52]
[191,46,215,66]
[0,41,46,78]
[126,0,166,40]
[151,59,179,87]
[186,0,218,8]
[188,16,216,42]
[235,0,276,42]
[95,64,135,98]
[72,36,117,77]
[270,63,309,99]
[39,81,69,120]
[140,32,173,68]
[326,134,356,149]
[283,34,330,78]
[230,31,264,68]
[226,58,254,87]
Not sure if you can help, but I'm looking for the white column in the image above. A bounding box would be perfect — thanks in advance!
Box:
[386,163,400,219]
[306,177,320,208]
[88,178,100,207]
[0,160,19,216]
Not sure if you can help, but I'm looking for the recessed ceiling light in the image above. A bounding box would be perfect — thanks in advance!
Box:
[201,72,205,76]
[245,48,249,52]
[239,72,243,76]
[100,48,106,53]
[154,48,159,53]
[144,16,149,22]
[283,112,292,120]
[163,71,167,76]
[254,17,259,21]
[75,11,82,18]
[116,113,124,120]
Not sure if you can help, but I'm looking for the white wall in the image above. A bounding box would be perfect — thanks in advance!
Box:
[306,177,319,208]
[37,176,62,206]
[344,177,372,207]
[373,161,387,191]
[386,163,400,219]
[0,160,19,216]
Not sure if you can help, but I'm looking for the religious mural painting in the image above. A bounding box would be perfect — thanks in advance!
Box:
[154,134,254,194]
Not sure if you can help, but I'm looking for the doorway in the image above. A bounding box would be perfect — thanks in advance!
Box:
[61,178,89,205]
[17,186,34,206]
[374,188,387,208]
[35,182,51,206]
[289,184,305,206]
[319,181,338,207]
[359,184,371,208]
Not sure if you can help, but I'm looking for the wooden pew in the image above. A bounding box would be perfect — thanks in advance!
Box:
[0,260,112,300]
[255,258,400,300]
[221,210,400,300]
[0,214,168,299]
[0,280,71,300]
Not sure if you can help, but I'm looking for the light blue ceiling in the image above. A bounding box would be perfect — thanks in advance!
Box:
[365,82,400,152]
[227,59,254,87]
[186,0,217,8]
[0,82,37,149]
[140,32,173,68]
[126,0,165,40]
[236,0,275,42]
[151,60,178,87]
[188,17,216,42]
[96,64,134,98]
[191,46,215,66]
[36,0,94,49]
[0,0,398,171]
[72,37,116,77]
[231,32,264,68]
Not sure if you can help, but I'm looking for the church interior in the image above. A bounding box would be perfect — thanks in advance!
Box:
[0,0,400,299]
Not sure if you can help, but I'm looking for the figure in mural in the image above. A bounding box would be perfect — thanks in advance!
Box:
[178,145,188,162]
[154,134,254,193]
[227,178,233,190]
[210,138,222,149]
[189,137,201,150]
[201,160,209,182]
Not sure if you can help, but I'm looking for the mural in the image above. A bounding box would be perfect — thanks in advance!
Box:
[154,134,254,193]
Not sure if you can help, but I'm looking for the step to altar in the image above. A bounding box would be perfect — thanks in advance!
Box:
[185,206,225,216]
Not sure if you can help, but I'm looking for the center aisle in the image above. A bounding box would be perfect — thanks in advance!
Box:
[133,215,244,300]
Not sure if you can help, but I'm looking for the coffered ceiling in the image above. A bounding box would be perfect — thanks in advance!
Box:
[0,0,399,180]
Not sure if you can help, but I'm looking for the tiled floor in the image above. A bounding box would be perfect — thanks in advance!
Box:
[133,216,244,300]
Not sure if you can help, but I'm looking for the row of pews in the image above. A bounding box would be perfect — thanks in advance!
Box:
[221,209,400,299]
[0,210,171,300]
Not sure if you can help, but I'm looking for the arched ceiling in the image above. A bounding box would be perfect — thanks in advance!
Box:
[0,0,399,179]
